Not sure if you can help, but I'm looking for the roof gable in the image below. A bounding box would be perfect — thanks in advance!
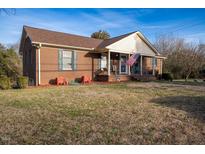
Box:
[19,26,160,56]
[104,32,159,55]
[97,31,137,49]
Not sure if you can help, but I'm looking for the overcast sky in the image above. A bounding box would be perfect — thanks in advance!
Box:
[0,8,205,45]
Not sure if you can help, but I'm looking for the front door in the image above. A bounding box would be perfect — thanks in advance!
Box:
[120,54,128,74]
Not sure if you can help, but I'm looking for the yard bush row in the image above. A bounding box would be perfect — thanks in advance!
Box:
[0,76,11,90]
[161,73,173,81]
[0,43,29,90]
[16,76,28,89]
[0,76,28,90]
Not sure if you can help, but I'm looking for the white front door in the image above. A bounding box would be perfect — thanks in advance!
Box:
[120,54,128,74]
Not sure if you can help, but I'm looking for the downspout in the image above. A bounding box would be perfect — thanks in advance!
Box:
[108,50,110,76]
[38,43,42,85]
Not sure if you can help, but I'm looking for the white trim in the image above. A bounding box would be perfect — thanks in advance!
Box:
[152,57,155,76]
[109,49,166,59]
[61,50,73,71]
[38,44,41,85]
[109,49,134,54]
[100,53,107,70]
[160,59,163,74]
[140,55,143,76]
[32,41,94,51]
[108,51,110,76]
[128,54,131,75]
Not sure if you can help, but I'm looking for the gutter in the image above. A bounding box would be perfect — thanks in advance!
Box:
[32,41,95,51]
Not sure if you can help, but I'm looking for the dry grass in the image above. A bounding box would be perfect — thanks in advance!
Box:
[0,81,205,144]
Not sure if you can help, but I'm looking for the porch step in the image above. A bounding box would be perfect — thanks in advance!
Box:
[131,75,157,81]
[95,74,131,82]
[95,75,108,82]
[109,75,130,82]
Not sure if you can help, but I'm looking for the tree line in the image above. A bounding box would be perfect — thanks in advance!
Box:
[0,44,22,81]
[154,35,205,80]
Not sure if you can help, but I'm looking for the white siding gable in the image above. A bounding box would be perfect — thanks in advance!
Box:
[106,32,156,56]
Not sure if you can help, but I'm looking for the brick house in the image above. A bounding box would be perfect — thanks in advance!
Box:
[19,26,165,86]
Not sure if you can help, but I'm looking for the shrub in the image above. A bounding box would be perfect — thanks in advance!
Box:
[157,74,162,80]
[69,80,80,85]
[0,76,11,90]
[162,73,173,81]
[17,76,28,89]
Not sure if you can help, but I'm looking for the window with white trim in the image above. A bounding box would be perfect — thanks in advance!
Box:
[62,50,72,70]
[100,55,107,69]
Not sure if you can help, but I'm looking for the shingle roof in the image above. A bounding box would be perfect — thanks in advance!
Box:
[23,26,103,49]
[21,26,138,51]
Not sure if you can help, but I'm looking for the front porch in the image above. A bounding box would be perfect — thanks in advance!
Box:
[95,51,163,82]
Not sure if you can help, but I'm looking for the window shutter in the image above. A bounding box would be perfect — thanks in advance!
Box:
[72,51,77,71]
[58,49,63,70]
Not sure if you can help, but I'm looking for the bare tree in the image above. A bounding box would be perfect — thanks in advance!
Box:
[7,42,20,53]
[154,35,205,80]
[180,45,205,80]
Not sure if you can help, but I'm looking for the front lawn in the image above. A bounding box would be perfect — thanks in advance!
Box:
[0,82,204,144]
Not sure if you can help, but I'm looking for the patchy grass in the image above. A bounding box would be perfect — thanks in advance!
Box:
[155,79,205,87]
[0,82,205,144]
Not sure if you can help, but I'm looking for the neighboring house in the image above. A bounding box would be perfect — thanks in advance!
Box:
[19,26,165,86]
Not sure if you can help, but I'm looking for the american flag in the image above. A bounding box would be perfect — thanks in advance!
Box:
[126,53,140,66]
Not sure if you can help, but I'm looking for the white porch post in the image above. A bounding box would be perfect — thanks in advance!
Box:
[108,50,110,76]
[152,57,155,76]
[38,43,41,85]
[140,55,143,76]
[128,54,131,75]
[160,59,163,74]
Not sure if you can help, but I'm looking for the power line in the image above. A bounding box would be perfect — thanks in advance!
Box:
[164,20,205,35]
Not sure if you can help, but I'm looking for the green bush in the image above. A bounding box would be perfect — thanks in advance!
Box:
[0,76,11,90]
[162,73,173,81]
[17,76,28,89]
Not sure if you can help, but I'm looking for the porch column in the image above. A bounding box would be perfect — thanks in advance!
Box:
[152,57,155,76]
[160,59,163,74]
[108,50,110,76]
[140,55,143,76]
[128,54,131,75]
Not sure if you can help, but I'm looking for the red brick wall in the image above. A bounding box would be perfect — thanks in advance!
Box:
[23,37,36,85]
[143,57,163,74]
[23,43,163,85]
[36,46,100,85]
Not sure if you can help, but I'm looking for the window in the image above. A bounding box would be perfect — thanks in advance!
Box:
[152,57,157,67]
[100,55,107,69]
[59,50,77,71]
[62,51,72,70]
